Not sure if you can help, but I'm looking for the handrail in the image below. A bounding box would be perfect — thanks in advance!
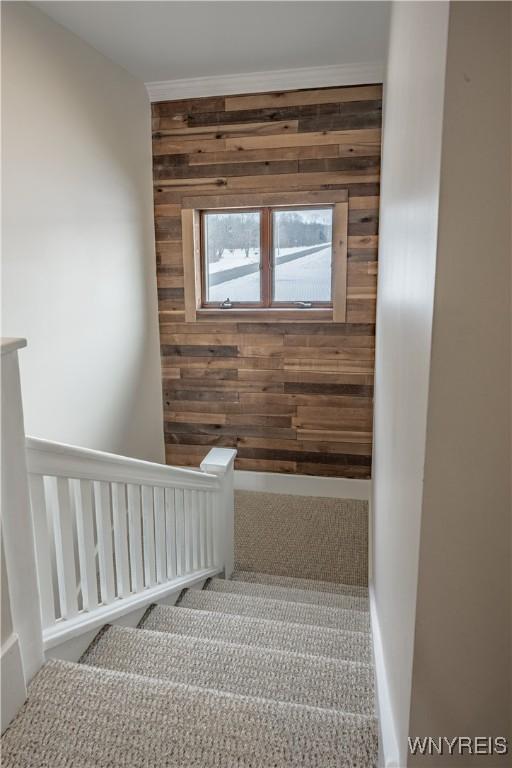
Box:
[26,437,220,491]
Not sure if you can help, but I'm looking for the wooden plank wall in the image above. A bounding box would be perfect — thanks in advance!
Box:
[152,84,382,478]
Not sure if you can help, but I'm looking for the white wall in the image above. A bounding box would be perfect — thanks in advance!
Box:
[371,2,450,763]
[409,2,511,760]
[1,2,164,462]
[373,2,511,764]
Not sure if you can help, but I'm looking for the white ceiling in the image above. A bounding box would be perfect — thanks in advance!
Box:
[34,1,390,84]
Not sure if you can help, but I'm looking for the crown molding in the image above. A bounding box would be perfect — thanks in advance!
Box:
[146,61,384,103]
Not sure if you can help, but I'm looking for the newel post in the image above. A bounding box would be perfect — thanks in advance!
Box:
[201,447,237,579]
[1,339,44,731]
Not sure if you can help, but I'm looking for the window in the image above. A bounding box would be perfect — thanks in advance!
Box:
[201,207,333,309]
[202,210,262,305]
[180,190,348,322]
[272,207,333,305]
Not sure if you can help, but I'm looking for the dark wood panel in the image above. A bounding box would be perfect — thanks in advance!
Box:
[237,447,371,466]
[348,207,380,235]
[235,322,375,335]
[152,84,381,478]
[161,344,238,357]
[297,156,380,173]
[185,100,382,128]
[163,389,240,402]
[165,421,297,440]
[180,368,238,380]
[283,383,373,396]
[168,434,238,447]
[153,158,299,180]
[298,111,382,133]
[153,96,225,118]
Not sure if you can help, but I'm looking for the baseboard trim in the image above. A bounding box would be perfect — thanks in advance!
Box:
[1,634,27,733]
[369,584,401,768]
[235,470,371,500]
[146,61,384,102]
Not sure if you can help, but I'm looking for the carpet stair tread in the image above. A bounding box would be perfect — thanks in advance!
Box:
[179,588,371,633]
[233,569,368,597]
[140,603,372,663]
[2,659,377,768]
[204,576,369,612]
[80,624,375,715]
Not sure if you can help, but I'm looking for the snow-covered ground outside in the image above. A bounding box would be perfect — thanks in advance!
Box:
[208,248,259,273]
[207,244,326,273]
[208,245,332,303]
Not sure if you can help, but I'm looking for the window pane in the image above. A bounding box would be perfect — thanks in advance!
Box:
[203,211,261,303]
[272,208,333,303]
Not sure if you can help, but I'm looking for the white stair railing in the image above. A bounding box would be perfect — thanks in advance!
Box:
[1,336,236,732]
[25,437,236,650]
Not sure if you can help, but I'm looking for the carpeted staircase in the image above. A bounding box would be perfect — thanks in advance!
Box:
[2,569,377,766]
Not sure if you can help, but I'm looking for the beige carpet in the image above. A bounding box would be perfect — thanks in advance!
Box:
[178,588,370,632]
[2,572,377,767]
[232,570,369,596]
[235,491,368,586]
[81,624,374,714]
[2,659,377,768]
[204,576,369,611]
[141,603,373,663]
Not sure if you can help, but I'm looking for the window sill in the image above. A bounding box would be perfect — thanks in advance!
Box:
[195,307,334,322]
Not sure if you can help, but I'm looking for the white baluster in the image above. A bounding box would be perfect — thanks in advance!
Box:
[111,483,130,598]
[190,489,198,571]
[206,491,214,567]
[164,487,177,579]
[28,475,56,628]
[183,489,193,573]
[46,477,78,619]
[192,489,200,570]
[153,486,166,583]
[199,491,207,569]
[93,481,115,604]
[126,484,143,592]
[175,488,185,576]
[72,479,98,612]
[141,485,156,586]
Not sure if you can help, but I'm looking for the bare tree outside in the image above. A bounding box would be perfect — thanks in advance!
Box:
[205,212,260,263]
